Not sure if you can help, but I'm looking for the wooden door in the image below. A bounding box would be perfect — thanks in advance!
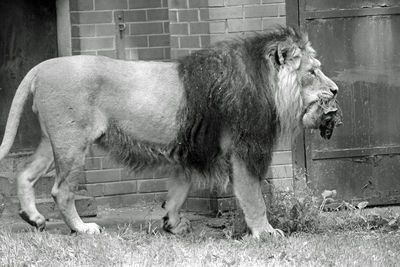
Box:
[288,0,400,205]
[0,0,58,152]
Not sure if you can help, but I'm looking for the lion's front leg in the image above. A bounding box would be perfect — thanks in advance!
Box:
[162,173,192,235]
[231,155,284,239]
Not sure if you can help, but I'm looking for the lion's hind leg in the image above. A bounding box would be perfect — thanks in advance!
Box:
[18,136,54,230]
[231,154,284,239]
[50,133,101,234]
[162,172,192,235]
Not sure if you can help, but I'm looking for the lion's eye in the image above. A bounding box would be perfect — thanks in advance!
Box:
[309,69,316,75]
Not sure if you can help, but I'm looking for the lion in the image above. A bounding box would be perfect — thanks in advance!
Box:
[0,26,340,237]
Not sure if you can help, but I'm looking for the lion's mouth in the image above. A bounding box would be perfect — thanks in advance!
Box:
[302,98,343,139]
[318,98,343,139]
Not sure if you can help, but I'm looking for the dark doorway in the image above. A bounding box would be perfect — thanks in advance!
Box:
[0,0,58,152]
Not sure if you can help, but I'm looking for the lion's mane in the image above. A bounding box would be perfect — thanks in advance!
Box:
[98,27,306,181]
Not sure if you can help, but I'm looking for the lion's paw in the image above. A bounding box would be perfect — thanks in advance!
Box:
[19,210,46,231]
[163,216,192,235]
[72,222,102,235]
[253,226,285,240]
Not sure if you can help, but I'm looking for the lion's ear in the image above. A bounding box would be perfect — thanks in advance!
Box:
[276,43,287,65]
[267,42,298,67]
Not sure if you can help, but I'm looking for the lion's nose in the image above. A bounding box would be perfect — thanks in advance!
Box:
[330,85,338,96]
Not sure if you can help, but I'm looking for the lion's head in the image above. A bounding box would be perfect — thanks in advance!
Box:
[269,27,342,139]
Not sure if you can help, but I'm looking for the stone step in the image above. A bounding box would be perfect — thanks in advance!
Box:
[2,195,97,220]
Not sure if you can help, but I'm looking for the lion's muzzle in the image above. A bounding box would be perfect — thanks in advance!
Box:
[319,98,343,140]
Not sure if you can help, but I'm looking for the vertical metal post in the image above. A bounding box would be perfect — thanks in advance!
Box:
[114,11,126,60]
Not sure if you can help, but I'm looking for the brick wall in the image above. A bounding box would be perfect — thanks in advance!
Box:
[70,0,171,60]
[168,0,285,59]
[83,145,168,208]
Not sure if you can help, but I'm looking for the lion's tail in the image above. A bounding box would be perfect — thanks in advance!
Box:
[0,67,37,161]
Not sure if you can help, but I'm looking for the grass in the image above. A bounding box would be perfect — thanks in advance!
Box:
[1,210,400,266]
[1,177,400,266]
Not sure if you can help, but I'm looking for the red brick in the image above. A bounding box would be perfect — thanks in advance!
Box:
[263,0,284,3]
[137,178,168,193]
[169,11,178,22]
[138,47,165,60]
[185,198,211,212]
[147,8,169,20]
[210,33,229,43]
[72,37,114,51]
[86,183,104,197]
[95,0,127,10]
[95,193,160,207]
[129,0,162,9]
[85,169,122,183]
[170,36,179,48]
[200,35,211,47]
[97,49,117,58]
[180,36,200,48]
[164,48,171,59]
[102,157,124,169]
[208,7,243,19]
[188,0,208,8]
[190,22,209,34]
[208,0,224,6]
[162,0,168,8]
[226,0,260,5]
[124,10,147,22]
[125,35,148,48]
[199,9,209,20]
[178,10,199,22]
[171,49,190,59]
[122,168,173,180]
[244,4,279,18]
[227,19,242,32]
[228,18,262,32]
[95,24,115,36]
[130,22,164,35]
[128,48,139,60]
[70,11,112,24]
[209,21,226,33]
[149,35,170,47]
[70,0,94,11]
[170,23,188,35]
[103,181,137,195]
[278,3,286,16]
[72,51,97,55]
[163,22,170,33]
[262,17,286,29]
[85,157,101,170]
[169,0,187,9]
[71,25,95,37]
[188,187,213,198]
